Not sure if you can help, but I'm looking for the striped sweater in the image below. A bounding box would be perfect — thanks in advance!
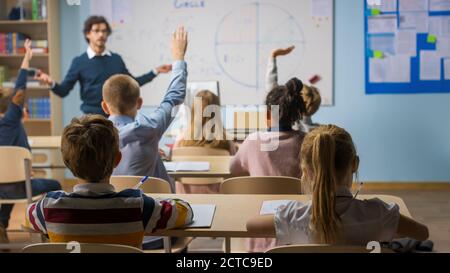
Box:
[25,183,193,248]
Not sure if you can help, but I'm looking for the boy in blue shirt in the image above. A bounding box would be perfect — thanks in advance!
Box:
[101,27,188,192]
[0,40,61,242]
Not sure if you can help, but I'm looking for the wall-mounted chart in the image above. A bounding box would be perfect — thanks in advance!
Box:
[365,0,450,94]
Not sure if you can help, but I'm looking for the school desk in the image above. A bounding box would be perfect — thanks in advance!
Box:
[28,136,61,149]
[147,194,412,253]
[167,156,233,179]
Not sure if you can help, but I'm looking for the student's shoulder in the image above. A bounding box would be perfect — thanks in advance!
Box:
[357,198,400,217]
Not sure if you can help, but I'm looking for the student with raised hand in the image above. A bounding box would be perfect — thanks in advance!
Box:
[174,90,237,194]
[0,40,61,242]
[230,78,306,179]
[101,26,188,192]
[230,78,307,252]
[247,125,429,247]
[267,46,322,133]
[26,115,193,248]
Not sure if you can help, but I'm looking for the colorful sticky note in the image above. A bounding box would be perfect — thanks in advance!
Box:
[427,34,437,44]
[373,50,384,59]
[371,9,381,16]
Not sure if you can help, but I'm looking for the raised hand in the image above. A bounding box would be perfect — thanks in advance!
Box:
[21,39,33,69]
[156,64,173,74]
[172,26,188,61]
[271,46,295,58]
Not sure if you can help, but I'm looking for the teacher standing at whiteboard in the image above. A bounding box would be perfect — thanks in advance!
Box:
[35,16,172,115]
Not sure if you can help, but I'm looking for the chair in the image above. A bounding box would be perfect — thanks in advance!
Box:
[0,147,45,242]
[0,147,41,205]
[265,244,395,253]
[110,176,193,253]
[22,243,143,253]
[220,176,301,194]
[172,147,230,189]
[110,176,172,193]
[172,146,231,156]
[220,176,301,253]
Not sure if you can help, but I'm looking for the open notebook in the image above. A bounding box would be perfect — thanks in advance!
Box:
[164,162,211,172]
[187,204,216,228]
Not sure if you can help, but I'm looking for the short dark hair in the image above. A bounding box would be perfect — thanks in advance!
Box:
[83,15,112,43]
[265,78,306,128]
[61,115,120,182]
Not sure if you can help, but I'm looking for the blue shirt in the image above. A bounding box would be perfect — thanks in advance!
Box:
[52,51,157,115]
[110,61,187,192]
[0,69,30,150]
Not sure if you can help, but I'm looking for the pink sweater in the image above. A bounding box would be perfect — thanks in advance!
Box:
[230,131,305,178]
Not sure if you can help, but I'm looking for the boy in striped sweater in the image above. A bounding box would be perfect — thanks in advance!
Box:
[25,115,193,248]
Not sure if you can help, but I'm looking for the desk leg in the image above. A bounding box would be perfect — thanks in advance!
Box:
[163,237,172,253]
[225,237,231,253]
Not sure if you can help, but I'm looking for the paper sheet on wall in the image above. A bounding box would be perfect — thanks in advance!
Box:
[437,37,450,58]
[368,0,398,12]
[399,0,429,12]
[311,0,333,18]
[420,51,442,80]
[369,34,396,55]
[444,58,450,80]
[429,17,450,37]
[399,12,429,33]
[368,15,398,34]
[429,0,450,11]
[395,29,417,56]
[369,55,411,83]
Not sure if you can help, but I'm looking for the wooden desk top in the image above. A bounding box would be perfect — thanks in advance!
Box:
[28,136,61,149]
[148,194,411,238]
[168,156,232,179]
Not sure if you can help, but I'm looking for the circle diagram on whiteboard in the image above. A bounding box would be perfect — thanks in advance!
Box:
[215,2,306,89]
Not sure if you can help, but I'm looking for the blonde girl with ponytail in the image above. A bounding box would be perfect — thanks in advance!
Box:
[247,125,429,246]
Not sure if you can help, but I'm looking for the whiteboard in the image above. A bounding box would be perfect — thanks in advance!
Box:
[90,0,334,106]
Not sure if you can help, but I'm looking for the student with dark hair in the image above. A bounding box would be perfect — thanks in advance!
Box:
[267,46,322,132]
[230,78,308,252]
[35,15,172,116]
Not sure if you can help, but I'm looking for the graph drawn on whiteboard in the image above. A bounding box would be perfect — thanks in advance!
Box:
[90,0,334,106]
[215,2,306,89]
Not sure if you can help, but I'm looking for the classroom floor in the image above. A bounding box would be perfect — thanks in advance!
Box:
[5,188,450,253]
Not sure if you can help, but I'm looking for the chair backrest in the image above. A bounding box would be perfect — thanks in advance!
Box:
[0,146,32,184]
[110,176,172,193]
[22,243,143,253]
[265,244,395,253]
[172,146,230,156]
[220,176,301,194]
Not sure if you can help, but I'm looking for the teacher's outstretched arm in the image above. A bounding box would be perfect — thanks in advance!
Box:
[35,58,80,98]
[123,61,173,87]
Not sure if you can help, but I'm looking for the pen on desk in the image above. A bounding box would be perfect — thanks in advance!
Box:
[134,176,149,190]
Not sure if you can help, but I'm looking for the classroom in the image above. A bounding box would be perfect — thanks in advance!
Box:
[0,0,449,258]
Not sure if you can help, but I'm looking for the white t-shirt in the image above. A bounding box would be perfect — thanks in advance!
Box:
[274,187,400,246]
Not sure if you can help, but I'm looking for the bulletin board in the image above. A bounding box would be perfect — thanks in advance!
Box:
[365,0,450,94]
